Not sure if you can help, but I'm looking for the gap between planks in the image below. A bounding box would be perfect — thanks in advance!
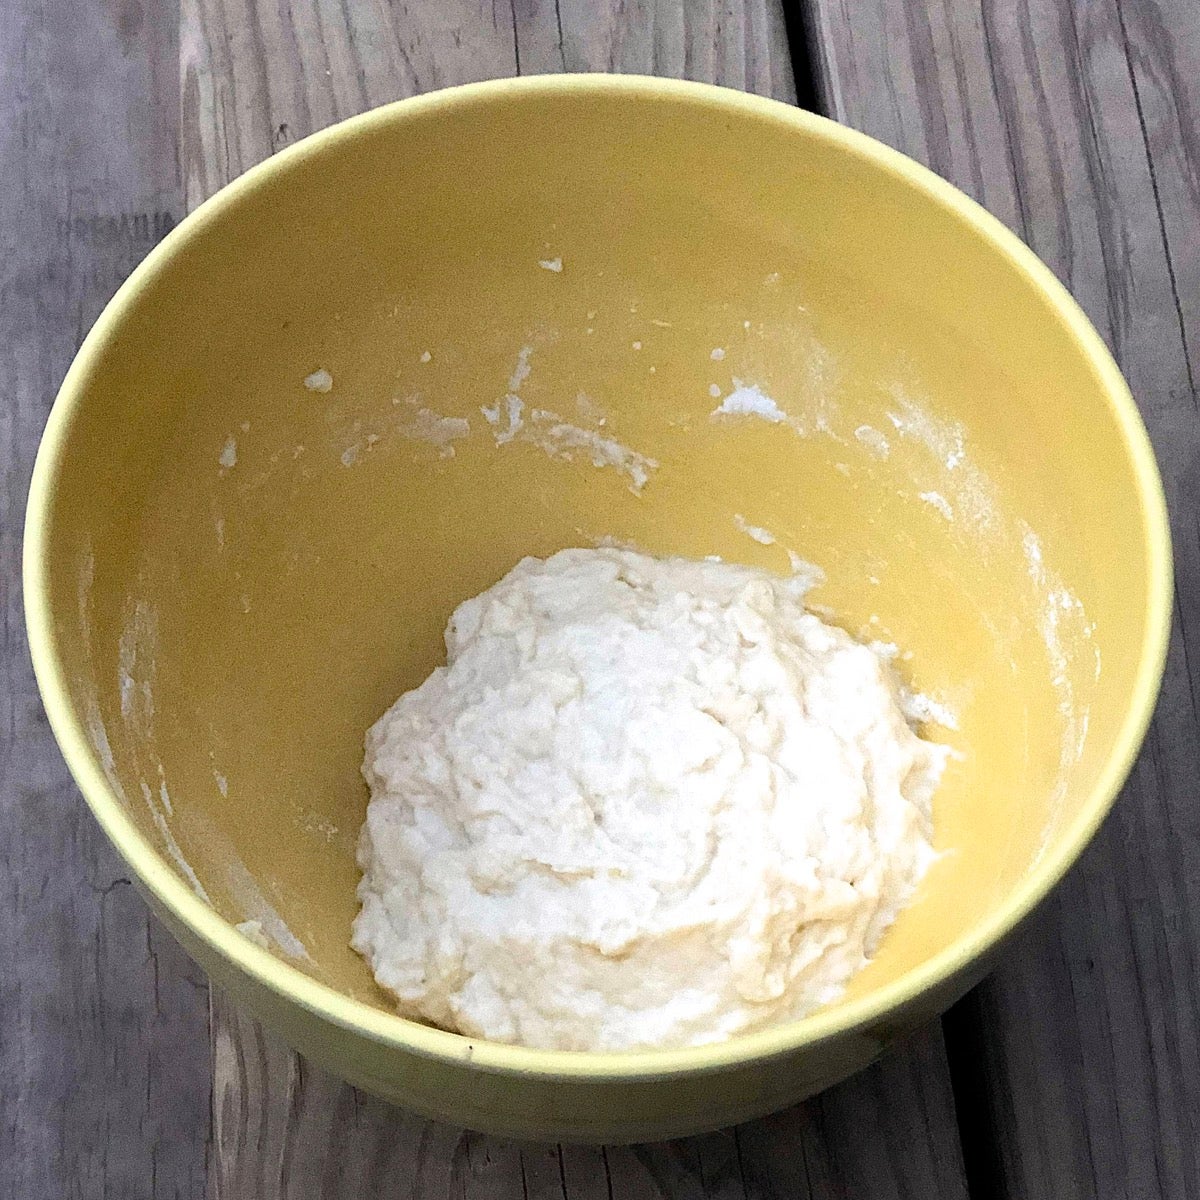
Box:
[808,0,1200,1196]
[185,3,971,1199]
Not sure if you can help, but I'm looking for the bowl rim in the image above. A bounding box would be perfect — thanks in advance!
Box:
[24,73,1173,1081]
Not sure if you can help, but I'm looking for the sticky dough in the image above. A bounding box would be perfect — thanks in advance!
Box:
[353,547,945,1051]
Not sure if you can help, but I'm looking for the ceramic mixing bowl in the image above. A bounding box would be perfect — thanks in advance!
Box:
[25,76,1170,1141]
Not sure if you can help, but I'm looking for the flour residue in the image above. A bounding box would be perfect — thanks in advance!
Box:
[481,393,525,444]
[574,392,608,426]
[235,920,272,950]
[479,346,535,445]
[787,550,824,584]
[900,690,961,732]
[218,437,238,471]
[525,410,657,493]
[1020,526,1098,771]
[538,257,563,273]
[508,344,534,393]
[854,424,891,459]
[175,809,311,961]
[705,359,1093,820]
[77,548,123,796]
[869,641,961,732]
[482,344,657,493]
[141,780,211,903]
[118,600,158,732]
[882,384,1092,820]
[304,368,334,393]
[393,397,471,458]
[712,374,840,439]
[918,490,954,521]
[221,848,312,962]
[115,592,212,903]
[886,386,966,470]
[884,385,998,537]
[712,381,787,423]
[734,514,776,546]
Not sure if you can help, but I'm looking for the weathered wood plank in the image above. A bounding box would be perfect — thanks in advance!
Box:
[186,3,968,1197]
[0,2,212,1198]
[809,0,1200,1195]
[212,989,967,1199]
[181,0,797,209]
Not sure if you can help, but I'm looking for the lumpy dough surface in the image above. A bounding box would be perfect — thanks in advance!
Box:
[352,547,945,1051]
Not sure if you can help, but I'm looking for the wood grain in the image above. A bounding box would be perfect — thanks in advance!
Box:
[809,0,1200,1195]
[184,3,968,1197]
[0,2,212,1198]
[181,0,797,210]
[211,989,967,1200]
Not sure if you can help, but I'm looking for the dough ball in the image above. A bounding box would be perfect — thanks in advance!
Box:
[353,548,944,1051]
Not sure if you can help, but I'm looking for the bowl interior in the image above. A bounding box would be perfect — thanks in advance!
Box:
[41,85,1156,1027]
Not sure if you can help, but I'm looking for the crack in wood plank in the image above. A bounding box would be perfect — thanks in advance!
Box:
[809,0,1200,1196]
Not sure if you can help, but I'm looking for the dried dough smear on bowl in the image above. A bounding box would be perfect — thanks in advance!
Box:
[25,76,1169,1142]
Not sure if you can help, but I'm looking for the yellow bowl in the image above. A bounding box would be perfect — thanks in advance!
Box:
[25,76,1170,1142]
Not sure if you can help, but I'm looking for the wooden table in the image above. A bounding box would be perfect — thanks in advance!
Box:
[3,1,1197,1195]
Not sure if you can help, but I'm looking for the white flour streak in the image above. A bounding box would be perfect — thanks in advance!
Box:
[483,346,655,491]
[1019,523,1098,834]
[142,780,210,903]
[919,490,955,520]
[508,345,534,393]
[854,424,891,459]
[222,851,311,961]
[884,386,999,537]
[523,410,657,493]
[85,700,124,802]
[481,345,536,446]
[734,514,776,545]
[394,398,471,458]
[481,394,525,444]
[117,590,213,904]
[219,437,238,470]
[181,811,312,961]
[538,257,563,273]
[711,374,840,439]
[887,386,967,471]
[118,600,157,731]
[235,920,271,950]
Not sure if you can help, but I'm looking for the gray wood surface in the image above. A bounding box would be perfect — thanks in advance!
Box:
[10,0,1199,1195]
[0,3,212,1199]
[808,0,1200,1196]
[184,2,968,1197]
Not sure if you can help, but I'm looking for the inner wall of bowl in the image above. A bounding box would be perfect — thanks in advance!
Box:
[51,90,1146,1014]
